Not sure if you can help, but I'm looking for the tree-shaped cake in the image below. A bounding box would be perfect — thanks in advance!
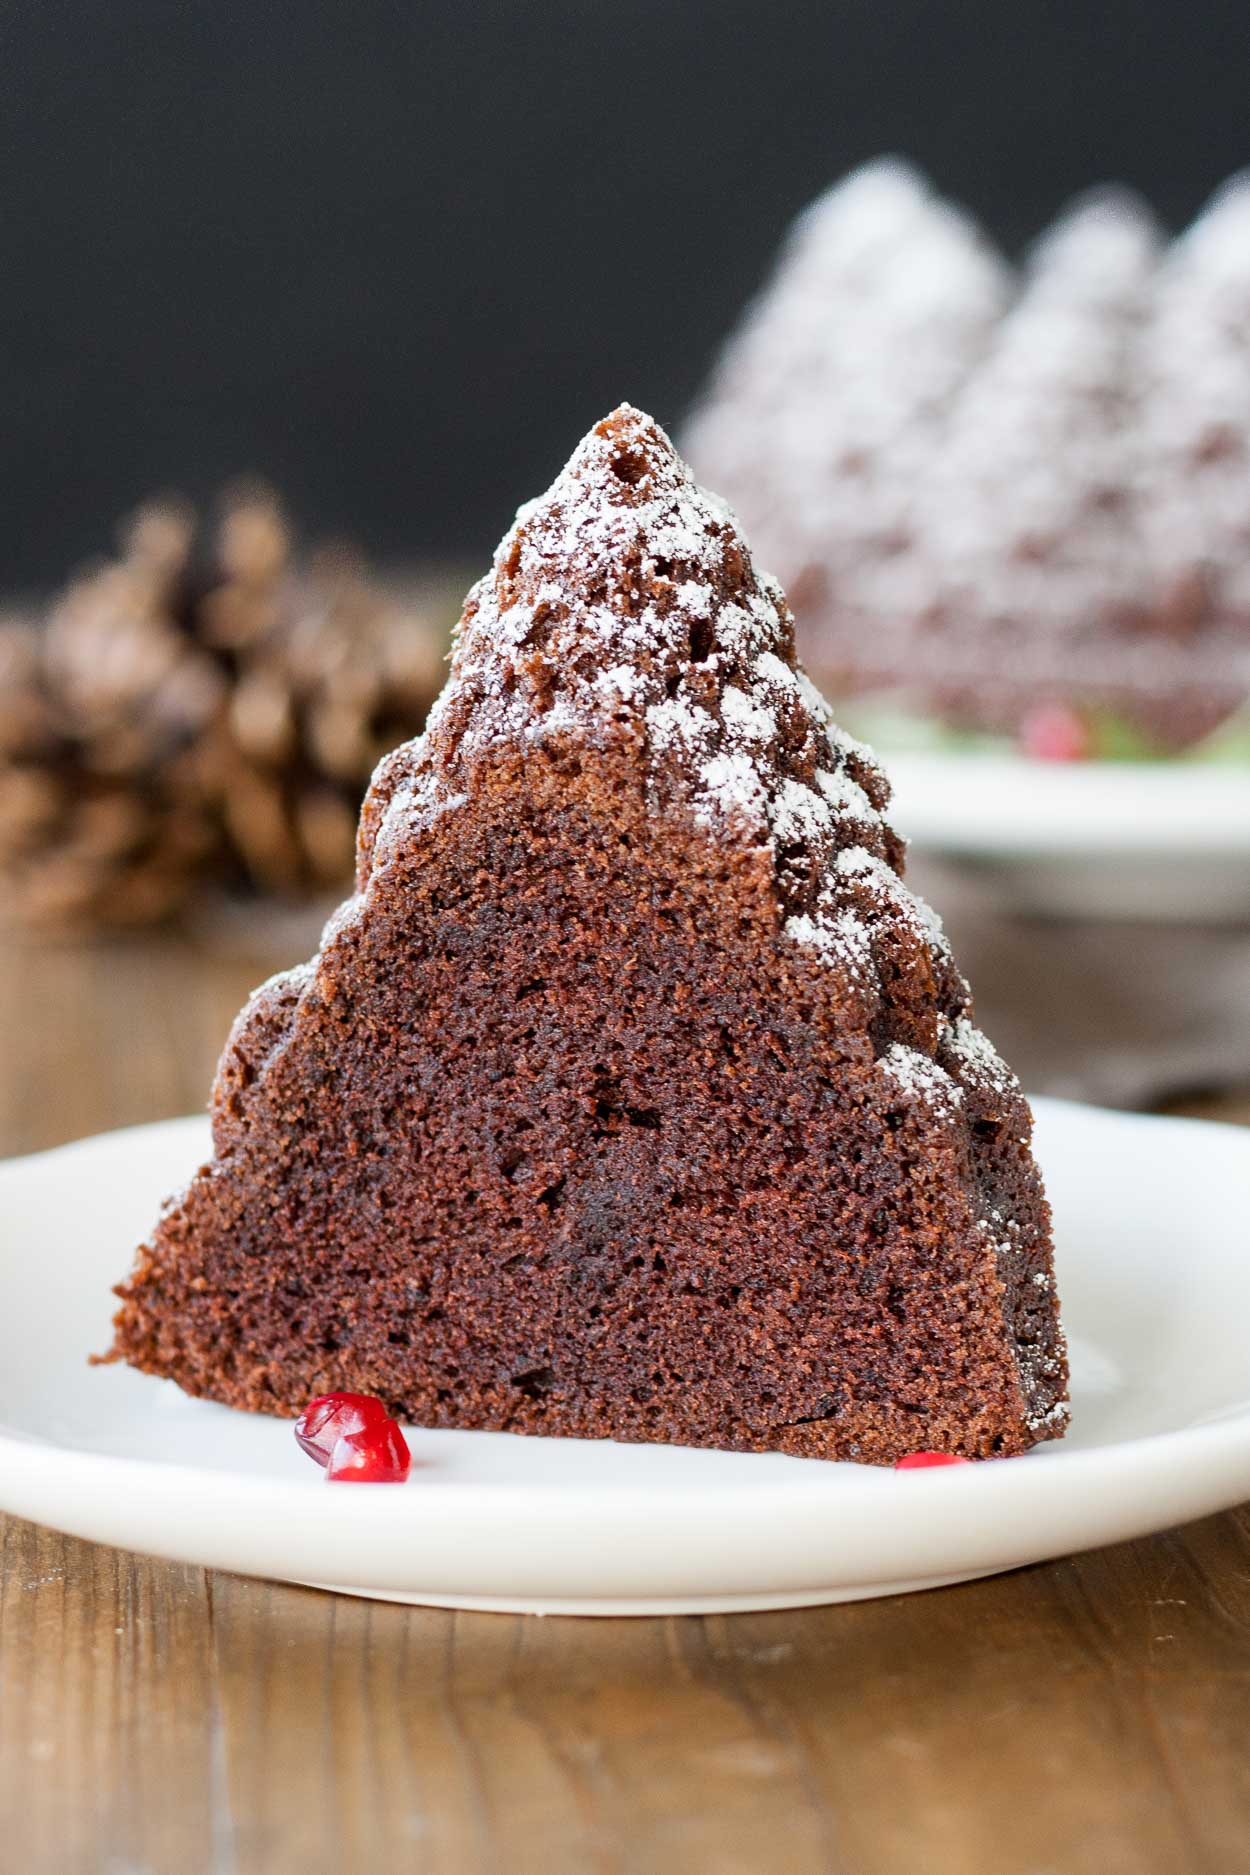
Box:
[107,409,1067,1464]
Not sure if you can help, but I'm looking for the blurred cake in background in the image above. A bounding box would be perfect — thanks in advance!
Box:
[684,160,1250,758]
[0,488,456,928]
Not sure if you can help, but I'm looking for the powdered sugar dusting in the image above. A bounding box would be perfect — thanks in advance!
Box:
[814,766,873,819]
[943,1015,1019,1095]
[783,905,876,983]
[645,696,717,756]
[770,777,834,846]
[697,750,768,830]
[1014,1301,1071,1429]
[722,684,777,742]
[597,662,645,703]
[834,843,953,963]
[879,1042,964,1117]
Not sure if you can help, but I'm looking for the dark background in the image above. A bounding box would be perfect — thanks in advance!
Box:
[2,0,1248,591]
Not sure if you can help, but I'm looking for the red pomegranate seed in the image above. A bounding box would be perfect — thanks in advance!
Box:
[326,1418,412,1483]
[1019,702,1091,762]
[294,1391,390,1466]
[894,1451,970,1470]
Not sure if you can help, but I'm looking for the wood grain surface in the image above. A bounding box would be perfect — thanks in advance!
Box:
[2,923,1249,1875]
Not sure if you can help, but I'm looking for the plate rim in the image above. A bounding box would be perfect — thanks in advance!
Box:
[886,750,1250,858]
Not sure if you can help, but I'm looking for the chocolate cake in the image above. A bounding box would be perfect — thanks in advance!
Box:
[107,407,1068,1464]
[685,161,1250,751]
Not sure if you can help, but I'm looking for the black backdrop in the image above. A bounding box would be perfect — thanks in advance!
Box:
[3,0,1248,589]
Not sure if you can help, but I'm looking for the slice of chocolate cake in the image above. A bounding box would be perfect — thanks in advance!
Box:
[107,407,1068,1464]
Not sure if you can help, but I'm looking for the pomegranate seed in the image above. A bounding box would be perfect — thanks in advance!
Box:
[326,1418,412,1483]
[894,1451,970,1470]
[294,1391,390,1466]
[1019,702,1091,762]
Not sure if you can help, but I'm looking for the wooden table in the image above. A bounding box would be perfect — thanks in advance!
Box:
[2,926,1249,1875]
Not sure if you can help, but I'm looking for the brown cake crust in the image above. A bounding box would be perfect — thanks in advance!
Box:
[108,406,1068,1464]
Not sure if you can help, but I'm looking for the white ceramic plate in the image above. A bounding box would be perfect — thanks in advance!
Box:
[1,1101,1248,1615]
[887,754,1250,921]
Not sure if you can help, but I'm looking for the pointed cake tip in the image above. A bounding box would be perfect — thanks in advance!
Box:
[594,401,664,439]
[1175,169,1250,278]
[817,155,935,217]
[496,400,735,589]
[567,404,686,499]
[1027,185,1161,287]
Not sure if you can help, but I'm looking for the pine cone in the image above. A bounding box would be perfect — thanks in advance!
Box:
[0,524,225,927]
[209,524,450,895]
[0,487,454,928]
